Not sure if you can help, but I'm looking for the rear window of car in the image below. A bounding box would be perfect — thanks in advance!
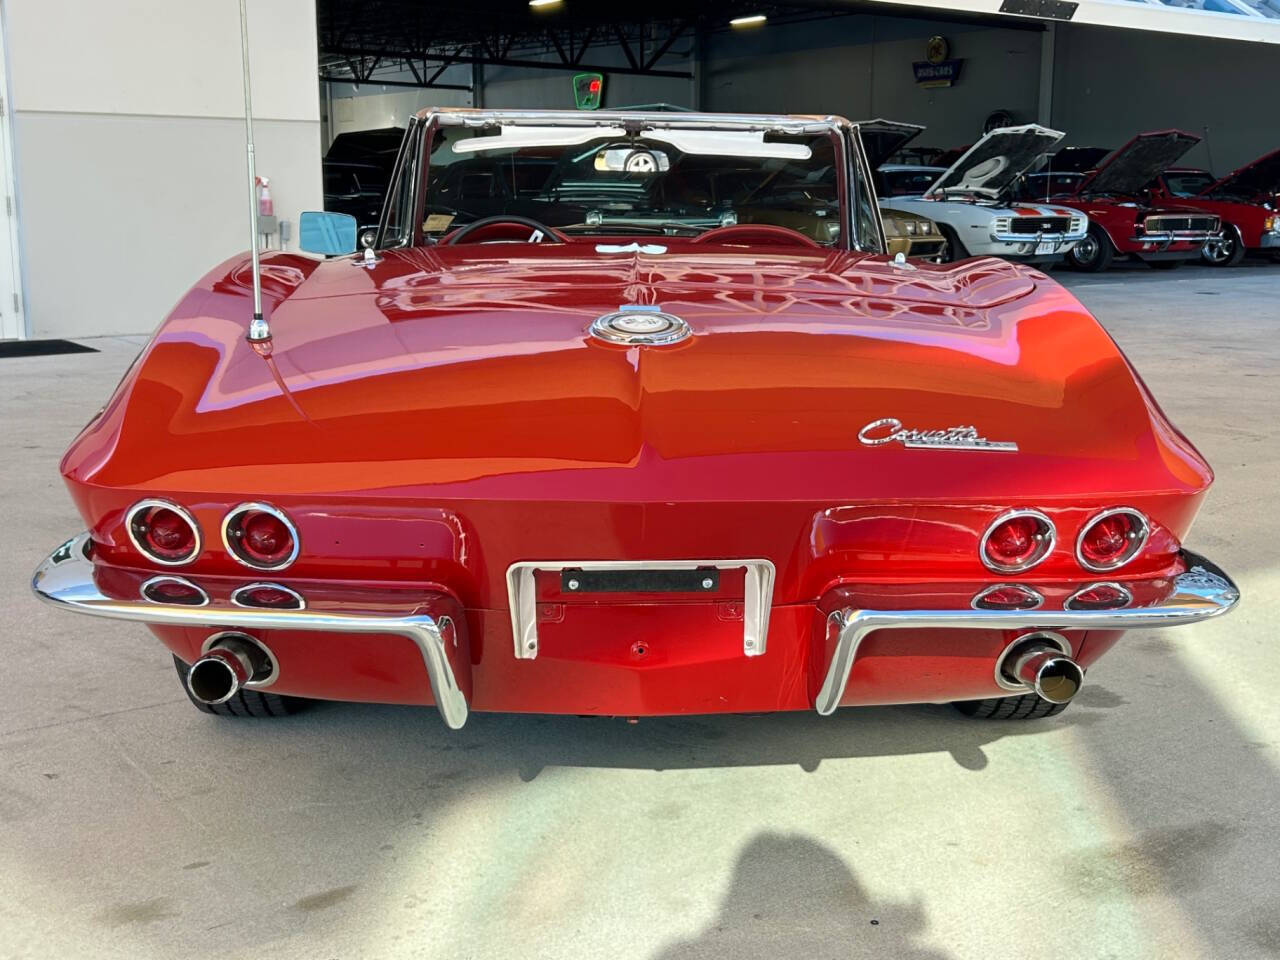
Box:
[1163,171,1214,197]
[879,169,941,196]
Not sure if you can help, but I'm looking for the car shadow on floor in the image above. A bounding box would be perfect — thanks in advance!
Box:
[652,832,955,960]
[293,696,1106,780]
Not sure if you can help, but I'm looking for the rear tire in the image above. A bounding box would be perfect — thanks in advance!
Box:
[952,693,1069,720]
[1066,225,1114,272]
[173,655,308,718]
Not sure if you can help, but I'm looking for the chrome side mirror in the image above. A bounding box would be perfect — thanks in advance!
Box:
[299,211,357,255]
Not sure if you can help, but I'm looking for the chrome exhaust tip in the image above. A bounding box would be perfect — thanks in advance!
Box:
[1008,643,1084,705]
[187,634,269,705]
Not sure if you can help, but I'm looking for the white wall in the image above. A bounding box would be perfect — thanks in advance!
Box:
[7,0,323,338]
[326,86,472,141]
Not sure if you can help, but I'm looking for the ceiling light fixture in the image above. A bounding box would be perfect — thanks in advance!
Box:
[730,13,767,26]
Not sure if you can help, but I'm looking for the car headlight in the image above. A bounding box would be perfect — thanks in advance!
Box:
[883,218,902,237]
[1266,215,1279,232]
[905,221,918,235]
[920,221,933,234]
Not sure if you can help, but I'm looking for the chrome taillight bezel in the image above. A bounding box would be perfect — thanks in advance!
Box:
[971,583,1045,611]
[221,502,300,572]
[230,582,306,611]
[1075,507,1149,572]
[139,574,209,607]
[126,499,202,566]
[979,509,1057,574]
[1065,581,1133,611]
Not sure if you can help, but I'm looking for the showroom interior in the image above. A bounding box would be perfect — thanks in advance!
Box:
[3,0,1280,340]
[4,1,1280,958]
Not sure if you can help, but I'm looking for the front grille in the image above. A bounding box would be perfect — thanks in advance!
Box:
[1010,216,1070,235]
[1144,215,1219,233]
[909,239,946,257]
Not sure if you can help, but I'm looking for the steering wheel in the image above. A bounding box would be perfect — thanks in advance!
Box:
[691,224,821,248]
[444,215,567,246]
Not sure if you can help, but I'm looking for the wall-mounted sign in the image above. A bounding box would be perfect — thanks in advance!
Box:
[573,73,604,110]
[913,35,963,88]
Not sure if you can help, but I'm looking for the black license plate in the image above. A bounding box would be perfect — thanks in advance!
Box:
[560,568,720,594]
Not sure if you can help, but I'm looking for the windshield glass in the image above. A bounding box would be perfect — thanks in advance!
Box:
[878,167,945,196]
[1163,171,1215,196]
[422,125,843,244]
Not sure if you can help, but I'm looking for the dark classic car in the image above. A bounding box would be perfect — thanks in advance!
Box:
[1052,130,1223,272]
[1147,151,1280,265]
[321,127,404,233]
[321,161,388,233]
[32,109,1238,730]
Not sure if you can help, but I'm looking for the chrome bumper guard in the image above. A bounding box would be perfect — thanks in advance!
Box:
[989,231,1085,245]
[1130,231,1218,245]
[31,534,471,729]
[815,552,1239,716]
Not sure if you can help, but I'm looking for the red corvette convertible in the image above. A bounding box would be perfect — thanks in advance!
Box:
[33,109,1238,729]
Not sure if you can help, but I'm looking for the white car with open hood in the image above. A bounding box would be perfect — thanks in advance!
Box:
[877,122,1089,264]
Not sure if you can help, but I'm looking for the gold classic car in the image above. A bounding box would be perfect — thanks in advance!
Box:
[881,205,947,260]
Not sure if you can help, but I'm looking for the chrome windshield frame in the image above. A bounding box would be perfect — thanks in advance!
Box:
[401,108,875,252]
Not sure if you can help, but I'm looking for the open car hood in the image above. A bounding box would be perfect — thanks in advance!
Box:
[855,119,925,169]
[1078,130,1200,197]
[1205,147,1280,200]
[925,125,1064,199]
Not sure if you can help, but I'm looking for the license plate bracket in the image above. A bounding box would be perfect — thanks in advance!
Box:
[507,558,776,661]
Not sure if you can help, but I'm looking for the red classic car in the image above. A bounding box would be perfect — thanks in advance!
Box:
[32,109,1238,729]
[1148,151,1280,266]
[1054,130,1223,272]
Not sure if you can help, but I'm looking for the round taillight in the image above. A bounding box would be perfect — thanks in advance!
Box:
[126,500,200,565]
[980,510,1055,573]
[1076,508,1148,572]
[222,503,298,571]
[140,575,208,606]
[1066,582,1132,610]
[231,582,305,610]
[972,583,1044,610]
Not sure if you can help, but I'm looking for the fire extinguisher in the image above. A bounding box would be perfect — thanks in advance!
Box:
[256,176,274,218]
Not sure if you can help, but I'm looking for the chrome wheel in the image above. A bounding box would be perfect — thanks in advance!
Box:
[1201,227,1244,266]
[1203,237,1230,263]
[1072,234,1098,264]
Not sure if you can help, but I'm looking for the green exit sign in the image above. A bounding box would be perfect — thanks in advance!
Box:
[573,73,604,110]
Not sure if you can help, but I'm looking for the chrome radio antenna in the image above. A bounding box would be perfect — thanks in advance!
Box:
[239,0,269,346]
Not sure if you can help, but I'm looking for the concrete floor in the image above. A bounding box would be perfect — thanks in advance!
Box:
[2,260,1278,960]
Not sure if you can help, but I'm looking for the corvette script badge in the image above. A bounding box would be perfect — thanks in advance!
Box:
[858,417,1018,452]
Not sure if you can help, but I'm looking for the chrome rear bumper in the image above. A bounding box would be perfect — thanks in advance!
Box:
[815,552,1239,715]
[31,534,470,729]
